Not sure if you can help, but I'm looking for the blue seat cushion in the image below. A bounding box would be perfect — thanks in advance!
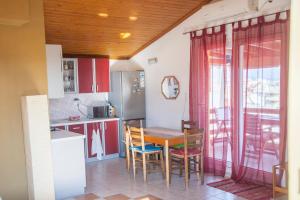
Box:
[130,145,161,153]
[128,143,152,150]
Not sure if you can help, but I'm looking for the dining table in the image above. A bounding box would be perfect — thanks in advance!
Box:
[142,127,184,188]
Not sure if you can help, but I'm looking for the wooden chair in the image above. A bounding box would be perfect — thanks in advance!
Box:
[273,163,288,199]
[128,126,165,182]
[170,128,205,188]
[172,120,196,176]
[123,120,143,172]
[172,120,196,150]
[181,120,196,132]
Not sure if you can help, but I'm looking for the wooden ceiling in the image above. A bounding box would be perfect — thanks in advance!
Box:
[44,0,211,59]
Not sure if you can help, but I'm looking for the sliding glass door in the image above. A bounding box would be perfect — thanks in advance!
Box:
[190,13,288,184]
[232,14,289,184]
[207,49,232,175]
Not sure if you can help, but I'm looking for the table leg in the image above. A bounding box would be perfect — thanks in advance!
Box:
[165,140,169,188]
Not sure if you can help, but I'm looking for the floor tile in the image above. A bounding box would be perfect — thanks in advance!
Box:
[134,194,162,200]
[205,197,222,200]
[74,193,100,200]
[104,194,130,200]
[275,194,288,200]
[82,158,247,200]
[214,191,245,200]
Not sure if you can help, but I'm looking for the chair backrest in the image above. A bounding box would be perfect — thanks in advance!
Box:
[183,128,205,156]
[181,120,196,132]
[123,120,143,143]
[123,120,143,128]
[127,126,145,151]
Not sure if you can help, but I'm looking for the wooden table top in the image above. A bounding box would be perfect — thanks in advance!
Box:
[143,127,184,146]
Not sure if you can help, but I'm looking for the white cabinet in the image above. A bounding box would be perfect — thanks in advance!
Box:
[46,44,64,99]
[51,131,86,199]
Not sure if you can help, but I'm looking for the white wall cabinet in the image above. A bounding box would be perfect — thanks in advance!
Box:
[46,44,64,99]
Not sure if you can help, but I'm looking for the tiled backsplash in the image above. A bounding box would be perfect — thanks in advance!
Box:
[49,93,108,120]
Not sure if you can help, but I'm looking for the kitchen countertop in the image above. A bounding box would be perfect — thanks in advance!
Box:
[50,117,120,127]
[51,130,86,142]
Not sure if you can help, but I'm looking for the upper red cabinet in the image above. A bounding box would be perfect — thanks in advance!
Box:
[95,58,110,92]
[75,57,110,93]
[78,58,93,93]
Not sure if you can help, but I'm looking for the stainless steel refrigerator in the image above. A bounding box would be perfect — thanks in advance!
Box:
[109,71,146,157]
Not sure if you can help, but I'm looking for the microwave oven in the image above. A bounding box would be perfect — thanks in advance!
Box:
[87,105,109,119]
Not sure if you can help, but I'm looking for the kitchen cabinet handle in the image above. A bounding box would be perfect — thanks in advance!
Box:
[96,84,99,92]
[72,127,81,130]
[104,122,107,130]
[91,85,93,92]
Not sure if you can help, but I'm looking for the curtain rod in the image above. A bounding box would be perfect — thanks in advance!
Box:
[182,9,289,35]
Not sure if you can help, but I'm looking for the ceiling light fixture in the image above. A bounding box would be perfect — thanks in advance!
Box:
[98,13,109,18]
[120,32,131,39]
[129,16,138,21]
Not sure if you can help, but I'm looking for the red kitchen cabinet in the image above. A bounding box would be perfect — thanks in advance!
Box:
[87,122,103,158]
[68,124,84,135]
[104,120,119,155]
[76,57,109,94]
[95,58,110,92]
[78,58,93,93]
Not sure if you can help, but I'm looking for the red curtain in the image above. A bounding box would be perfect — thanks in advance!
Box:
[231,12,289,185]
[190,25,230,176]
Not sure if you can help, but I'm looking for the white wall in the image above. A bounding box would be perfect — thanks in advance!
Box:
[131,26,190,130]
[110,59,142,71]
[131,0,290,130]
[21,95,55,200]
[288,0,300,198]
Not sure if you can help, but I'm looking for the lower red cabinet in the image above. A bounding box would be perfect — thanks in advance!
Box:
[87,122,103,158]
[68,124,84,135]
[104,120,119,155]
[52,120,119,160]
[61,121,119,160]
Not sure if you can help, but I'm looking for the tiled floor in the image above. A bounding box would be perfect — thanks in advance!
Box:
[79,158,250,200]
[69,158,288,200]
